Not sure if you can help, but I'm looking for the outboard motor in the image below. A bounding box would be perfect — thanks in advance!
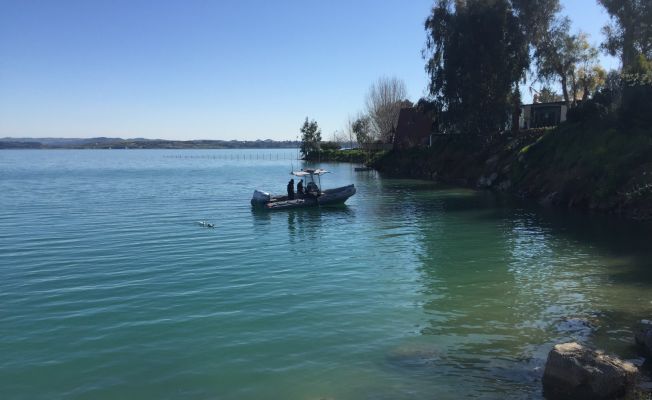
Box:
[251,190,271,205]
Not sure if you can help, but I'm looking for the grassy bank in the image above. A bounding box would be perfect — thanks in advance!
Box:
[372,123,652,219]
[304,149,384,164]
[514,122,652,217]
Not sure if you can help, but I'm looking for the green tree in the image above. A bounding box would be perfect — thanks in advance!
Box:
[598,0,652,71]
[415,97,439,126]
[510,86,522,133]
[569,35,602,103]
[299,117,321,159]
[511,0,561,47]
[534,19,599,107]
[620,55,652,126]
[535,86,563,102]
[599,0,652,124]
[576,65,607,101]
[424,0,529,135]
[352,115,372,150]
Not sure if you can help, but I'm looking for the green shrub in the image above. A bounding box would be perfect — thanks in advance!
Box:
[305,148,371,163]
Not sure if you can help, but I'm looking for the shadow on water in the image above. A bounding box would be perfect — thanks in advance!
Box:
[406,184,652,280]
[375,180,652,398]
[495,196,650,261]
[251,205,355,234]
[250,205,357,270]
[285,206,355,242]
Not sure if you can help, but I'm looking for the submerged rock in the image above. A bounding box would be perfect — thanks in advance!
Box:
[539,191,559,206]
[386,342,442,368]
[555,316,596,339]
[542,342,638,399]
[485,155,499,165]
[635,320,652,357]
[497,179,512,191]
[477,172,498,188]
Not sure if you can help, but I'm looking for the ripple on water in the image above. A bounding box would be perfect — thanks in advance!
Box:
[1,150,652,399]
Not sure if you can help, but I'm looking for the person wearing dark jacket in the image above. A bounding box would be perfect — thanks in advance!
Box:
[297,180,304,196]
[287,179,295,200]
[306,181,318,195]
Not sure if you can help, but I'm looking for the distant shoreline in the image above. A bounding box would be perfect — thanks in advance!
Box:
[0,137,300,150]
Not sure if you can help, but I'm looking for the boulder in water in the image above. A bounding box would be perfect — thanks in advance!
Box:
[635,320,652,357]
[542,342,638,399]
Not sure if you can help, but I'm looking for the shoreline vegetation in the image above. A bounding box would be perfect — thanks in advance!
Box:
[370,119,652,221]
[296,0,652,228]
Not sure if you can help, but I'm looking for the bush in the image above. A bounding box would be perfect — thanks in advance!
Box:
[304,149,369,163]
[563,63,652,130]
[620,80,652,128]
[320,141,341,151]
[566,99,612,124]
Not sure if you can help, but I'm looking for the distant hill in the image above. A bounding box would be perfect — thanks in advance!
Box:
[0,137,299,150]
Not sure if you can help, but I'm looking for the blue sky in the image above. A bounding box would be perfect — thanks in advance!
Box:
[0,0,618,141]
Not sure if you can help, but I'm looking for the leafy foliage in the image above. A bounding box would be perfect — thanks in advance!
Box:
[299,117,322,159]
[511,0,561,47]
[352,115,372,149]
[424,0,529,135]
[535,86,563,103]
[320,141,340,151]
[620,62,652,127]
[598,0,652,70]
[534,18,600,106]
[576,65,607,101]
[318,149,368,163]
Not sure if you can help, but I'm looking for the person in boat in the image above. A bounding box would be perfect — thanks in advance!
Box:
[296,180,304,196]
[287,178,295,200]
[306,181,319,197]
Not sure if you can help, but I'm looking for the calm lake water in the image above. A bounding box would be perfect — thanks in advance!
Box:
[1,149,651,399]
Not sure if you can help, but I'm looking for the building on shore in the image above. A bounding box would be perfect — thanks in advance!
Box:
[393,101,570,151]
[519,101,569,129]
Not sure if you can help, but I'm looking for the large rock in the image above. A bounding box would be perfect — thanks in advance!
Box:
[477,172,498,188]
[635,321,652,356]
[542,342,638,399]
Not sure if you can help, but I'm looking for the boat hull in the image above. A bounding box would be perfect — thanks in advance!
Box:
[251,184,356,210]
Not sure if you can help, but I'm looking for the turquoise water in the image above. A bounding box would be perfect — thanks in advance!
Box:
[1,149,651,399]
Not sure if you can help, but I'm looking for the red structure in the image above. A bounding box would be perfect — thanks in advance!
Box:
[393,107,434,150]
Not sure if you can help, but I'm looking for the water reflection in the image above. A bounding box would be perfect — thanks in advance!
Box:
[251,206,355,240]
[377,181,652,398]
[250,207,272,223]
[245,171,652,399]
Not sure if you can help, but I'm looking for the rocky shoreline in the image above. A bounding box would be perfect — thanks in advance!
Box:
[371,125,652,221]
[370,126,652,398]
[541,321,652,399]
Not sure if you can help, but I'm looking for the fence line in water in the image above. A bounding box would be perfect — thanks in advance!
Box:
[163,152,300,161]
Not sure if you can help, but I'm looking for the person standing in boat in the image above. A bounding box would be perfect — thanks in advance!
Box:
[296,179,304,197]
[306,181,318,196]
[287,178,295,200]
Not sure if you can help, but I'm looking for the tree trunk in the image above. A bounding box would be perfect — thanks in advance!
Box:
[621,4,636,71]
[582,83,589,101]
[560,74,570,108]
[570,73,578,107]
[511,87,521,133]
